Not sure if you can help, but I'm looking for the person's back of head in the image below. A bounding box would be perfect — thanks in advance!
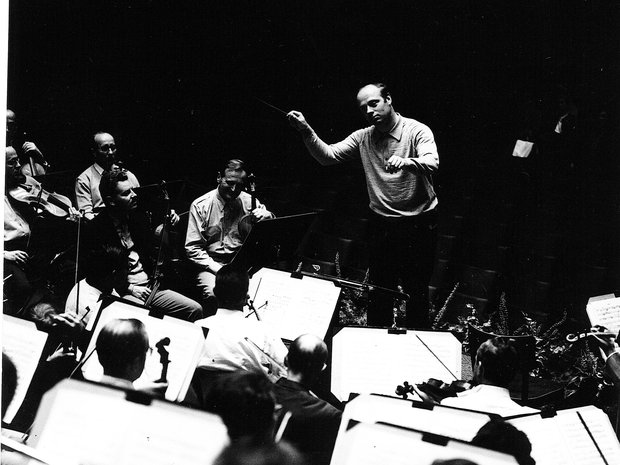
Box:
[96,318,149,382]
[285,334,328,386]
[203,370,276,444]
[475,337,519,388]
[471,420,534,465]
[214,265,249,310]
[215,438,305,465]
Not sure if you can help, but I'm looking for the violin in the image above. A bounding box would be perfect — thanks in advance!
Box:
[566,326,617,343]
[8,178,73,217]
[239,173,257,240]
[145,182,171,308]
[20,156,49,176]
[396,378,474,404]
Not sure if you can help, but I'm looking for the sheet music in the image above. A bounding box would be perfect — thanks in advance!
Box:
[340,394,494,442]
[512,139,534,158]
[247,268,341,340]
[586,296,620,334]
[330,422,518,465]
[2,315,48,424]
[331,328,461,401]
[81,300,205,402]
[28,379,228,465]
[508,406,620,465]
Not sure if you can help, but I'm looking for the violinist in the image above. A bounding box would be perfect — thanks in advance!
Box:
[75,132,141,220]
[440,338,538,416]
[591,329,620,385]
[6,109,50,176]
[185,159,273,314]
[4,147,79,315]
[85,169,202,322]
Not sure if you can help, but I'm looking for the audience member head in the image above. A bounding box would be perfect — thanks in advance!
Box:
[203,370,276,444]
[5,146,23,184]
[2,352,18,418]
[213,265,249,310]
[214,438,305,465]
[217,159,248,202]
[474,337,519,388]
[92,132,117,169]
[96,318,150,382]
[99,169,138,212]
[471,420,534,465]
[83,244,129,293]
[285,334,328,387]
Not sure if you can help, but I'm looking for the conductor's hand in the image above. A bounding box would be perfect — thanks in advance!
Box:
[251,207,271,222]
[287,111,312,134]
[385,156,412,173]
[4,250,29,266]
[130,285,152,301]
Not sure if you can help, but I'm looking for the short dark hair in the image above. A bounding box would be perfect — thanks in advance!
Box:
[214,265,249,309]
[476,338,519,388]
[219,159,247,177]
[471,420,534,465]
[203,370,276,443]
[214,438,305,465]
[83,244,128,286]
[98,169,129,204]
[96,318,149,379]
[286,334,328,381]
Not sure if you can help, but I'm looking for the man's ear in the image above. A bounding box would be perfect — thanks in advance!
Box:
[284,355,289,368]
[216,172,222,184]
[385,94,392,106]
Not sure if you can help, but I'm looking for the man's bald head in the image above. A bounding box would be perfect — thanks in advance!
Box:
[286,334,328,383]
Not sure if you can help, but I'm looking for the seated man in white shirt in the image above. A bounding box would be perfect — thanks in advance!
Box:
[185,159,274,315]
[194,265,287,379]
[75,132,140,220]
[441,337,538,416]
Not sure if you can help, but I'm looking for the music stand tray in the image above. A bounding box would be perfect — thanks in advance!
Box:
[231,212,317,272]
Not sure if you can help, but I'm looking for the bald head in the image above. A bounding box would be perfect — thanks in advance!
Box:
[286,334,328,383]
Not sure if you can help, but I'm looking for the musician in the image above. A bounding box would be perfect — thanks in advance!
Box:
[4,147,67,316]
[194,266,287,377]
[273,334,342,465]
[6,109,49,175]
[441,338,538,416]
[185,159,274,314]
[95,318,150,389]
[288,83,439,328]
[86,169,203,322]
[202,370,278,444]
[75,132,140,220]
[592,329,620,385]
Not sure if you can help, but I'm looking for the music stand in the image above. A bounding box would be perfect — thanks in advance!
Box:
[231,212,317,272]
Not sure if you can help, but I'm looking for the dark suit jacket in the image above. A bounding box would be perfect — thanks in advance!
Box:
[85,208,155,293]
[274,378,342,465]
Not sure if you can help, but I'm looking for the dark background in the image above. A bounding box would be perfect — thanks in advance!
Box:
[7,0,620,321]
[8,0,618,182]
